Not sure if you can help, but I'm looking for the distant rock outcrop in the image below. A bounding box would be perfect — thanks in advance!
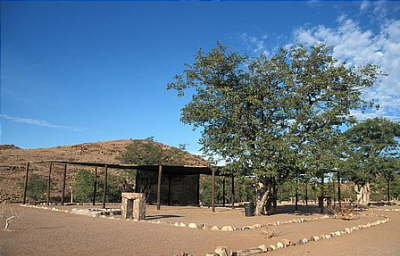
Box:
[0,144,20,150]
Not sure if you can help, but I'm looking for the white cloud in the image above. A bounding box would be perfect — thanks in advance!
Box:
[293,18,400,122]
[360,0,370,11]
[241,33,269,56]
[0,114,85,132]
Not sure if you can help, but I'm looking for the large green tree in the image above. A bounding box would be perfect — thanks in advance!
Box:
[168,43,379,215]
[344,117,400,206]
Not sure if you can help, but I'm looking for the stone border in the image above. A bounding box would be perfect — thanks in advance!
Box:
[207,214,390,256]
[371,208,400,212]
[153,214,332,232]
[20,204,332,232]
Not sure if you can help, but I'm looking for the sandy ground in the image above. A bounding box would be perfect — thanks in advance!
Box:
[0,205,399,256]
[55,203,327,227]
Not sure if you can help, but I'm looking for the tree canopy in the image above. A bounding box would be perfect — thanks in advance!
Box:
[168,43,382,214]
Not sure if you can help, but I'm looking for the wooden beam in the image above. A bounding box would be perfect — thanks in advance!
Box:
[92,167,98,206]
[157,165,162,210]
[23,162,30,204]
[231,175,235,209]
[47,162,53,205]
[211,169,215,212]
[102,165,108,209]
[222,176,226,207]
[61,163,67,205]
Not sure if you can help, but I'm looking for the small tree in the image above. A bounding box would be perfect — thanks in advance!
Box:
[72,170,123,203]
[345,118,400,206]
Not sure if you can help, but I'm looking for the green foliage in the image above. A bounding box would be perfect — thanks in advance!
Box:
[199,176,255,205]
[344,118,400,185]
[168,43,380,188]
[18,174,47,201]
[72,170,123,203]
[117,140,186,165]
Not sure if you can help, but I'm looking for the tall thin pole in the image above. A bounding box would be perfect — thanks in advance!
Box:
[295,176,299,211]
[231,175,235,209]
[61,163,67,205]
[320,173,324,214]
[23,162,30,204]
[211,169,215,212]
[332,174,336,207]
[92,167,98,206]
[387,179,390,203]
[337,172,341,208]
[47,162,53,205]
[197,174,200,207]
[222,176,226,207]
[102,165,108,209]
[157,165,162,210]
[305,182,308,206]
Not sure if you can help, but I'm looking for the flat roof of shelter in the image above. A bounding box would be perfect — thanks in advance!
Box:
[50,160,229,176]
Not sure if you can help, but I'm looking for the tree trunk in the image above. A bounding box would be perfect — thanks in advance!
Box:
[255,182,271,216]
[354,182,370,207]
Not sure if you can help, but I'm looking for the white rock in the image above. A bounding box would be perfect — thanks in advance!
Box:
[188,223,198,229]
[221,225,234,231]
[211,226,220,231]
[214,246,229,256]
[258,244,268,252]
[311,236,320,241]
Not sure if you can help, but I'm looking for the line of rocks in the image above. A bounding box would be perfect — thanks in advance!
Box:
[20,204,333,233]
[206,215,390,256]
[144,214,332,233]
[373,208,400,212]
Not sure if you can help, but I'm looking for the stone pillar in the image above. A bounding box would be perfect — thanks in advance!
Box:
[121,193,146,220]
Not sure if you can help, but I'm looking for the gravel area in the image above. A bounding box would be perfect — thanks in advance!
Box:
[0,205,397,256]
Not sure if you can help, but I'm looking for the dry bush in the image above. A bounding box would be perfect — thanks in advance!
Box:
[327,203,357,220]
[261,228,280,239]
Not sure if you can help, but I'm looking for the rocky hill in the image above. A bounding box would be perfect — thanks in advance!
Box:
[0,139,207,202]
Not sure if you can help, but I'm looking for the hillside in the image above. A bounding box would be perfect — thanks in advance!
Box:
[0,139,207,202]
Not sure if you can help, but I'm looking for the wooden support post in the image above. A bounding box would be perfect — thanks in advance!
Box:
[157,165,162,210]
[92,167,98,206]
[337,172,341,208]
[332,175,336,207]
[231,175,235,209]
[211,169,215,212]
[23,162,30,204]
[222,176,226,207]
[61,163,67,205]
[305,182,308,206]
[295,178,299,211]
[167,175,171,206]
[197,174,200,207]
[102,165,108,209]
[320,174,324,214]
[47,162,53,205]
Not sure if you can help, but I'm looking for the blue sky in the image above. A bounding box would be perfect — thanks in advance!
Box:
[1,0,399,154]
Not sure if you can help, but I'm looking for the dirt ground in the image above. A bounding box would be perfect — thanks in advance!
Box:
[0,204,399,256]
